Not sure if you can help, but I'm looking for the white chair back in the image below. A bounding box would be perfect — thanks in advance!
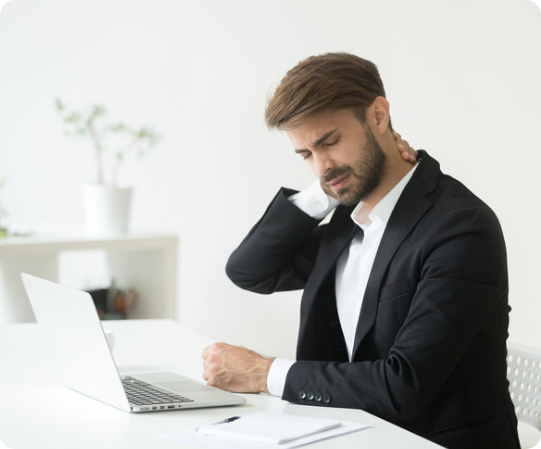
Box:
[508,343,541,448]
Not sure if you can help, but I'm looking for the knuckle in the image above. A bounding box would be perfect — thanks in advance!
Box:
[209,342,224,352]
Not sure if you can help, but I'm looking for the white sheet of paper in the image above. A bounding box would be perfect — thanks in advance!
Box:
[196,411,342,444]
[157,416,370,449]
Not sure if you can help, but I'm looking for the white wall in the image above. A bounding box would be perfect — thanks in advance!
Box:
[1,0,540,359]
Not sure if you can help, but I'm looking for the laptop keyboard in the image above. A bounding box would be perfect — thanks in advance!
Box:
[122,376,194,408]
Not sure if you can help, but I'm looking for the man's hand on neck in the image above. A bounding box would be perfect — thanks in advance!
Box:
[393,131,417,163]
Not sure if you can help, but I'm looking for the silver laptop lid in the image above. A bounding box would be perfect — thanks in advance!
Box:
[21,273,131,412]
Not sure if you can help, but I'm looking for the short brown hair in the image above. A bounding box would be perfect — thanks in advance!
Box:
[265,52,391,131]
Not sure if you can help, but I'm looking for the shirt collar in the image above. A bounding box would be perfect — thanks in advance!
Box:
[351,163,419,230]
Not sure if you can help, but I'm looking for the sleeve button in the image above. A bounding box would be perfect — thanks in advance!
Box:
[323,393,331,404]
[314,392,322,402]
[307,391,315,401]
[299,390,307,400]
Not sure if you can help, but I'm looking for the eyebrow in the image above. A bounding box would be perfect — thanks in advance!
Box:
[294,128,338,153]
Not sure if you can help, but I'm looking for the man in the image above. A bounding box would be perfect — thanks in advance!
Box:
[202,53,520,449]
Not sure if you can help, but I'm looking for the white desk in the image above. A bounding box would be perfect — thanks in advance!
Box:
[0,320,442,449]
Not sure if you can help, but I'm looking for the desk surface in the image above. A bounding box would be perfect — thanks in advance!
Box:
[0,320,441,449]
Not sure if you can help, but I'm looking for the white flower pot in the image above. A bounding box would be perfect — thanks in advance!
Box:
[83,183,132,236]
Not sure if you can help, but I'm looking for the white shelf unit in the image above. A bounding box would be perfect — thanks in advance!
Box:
[0,233,178,324]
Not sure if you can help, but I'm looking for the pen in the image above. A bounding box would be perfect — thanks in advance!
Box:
[221,416,240,424]
[196,416,240,432]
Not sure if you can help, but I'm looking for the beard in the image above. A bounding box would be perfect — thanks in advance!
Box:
[321,127,387,206]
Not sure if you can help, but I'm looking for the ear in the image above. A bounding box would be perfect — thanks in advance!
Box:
[368,96,390,135]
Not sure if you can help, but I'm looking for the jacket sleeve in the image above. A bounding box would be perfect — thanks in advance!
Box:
[225,188,325,294]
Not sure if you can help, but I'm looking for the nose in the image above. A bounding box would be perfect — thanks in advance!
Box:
[313,152,334,178]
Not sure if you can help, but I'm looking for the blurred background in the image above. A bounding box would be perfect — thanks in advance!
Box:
[0,0,540,359]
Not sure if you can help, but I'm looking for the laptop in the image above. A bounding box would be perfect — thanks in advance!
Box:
[21,273,246,413]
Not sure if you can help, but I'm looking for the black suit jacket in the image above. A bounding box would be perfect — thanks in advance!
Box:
[226,152,520,449]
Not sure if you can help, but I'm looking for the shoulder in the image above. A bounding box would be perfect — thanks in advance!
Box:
[412,151,499,224]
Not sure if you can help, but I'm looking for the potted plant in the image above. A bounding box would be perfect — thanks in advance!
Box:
[55,99,162,235]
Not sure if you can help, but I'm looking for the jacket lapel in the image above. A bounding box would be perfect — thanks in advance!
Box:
[310,205,358,287]
[351,152,439,358]
[298,204,358,333]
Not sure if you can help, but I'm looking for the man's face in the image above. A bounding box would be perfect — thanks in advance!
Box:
[287,108,387,206]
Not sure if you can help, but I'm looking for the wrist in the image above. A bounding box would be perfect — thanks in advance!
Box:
[257,356,275,393]
[289,180,339,220]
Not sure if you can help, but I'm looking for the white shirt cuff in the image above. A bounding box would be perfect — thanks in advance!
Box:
[289,180,339,220]
[267,358,296,397]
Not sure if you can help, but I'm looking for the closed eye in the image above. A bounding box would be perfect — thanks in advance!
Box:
[322,138,338,148]
[296,150,312,160]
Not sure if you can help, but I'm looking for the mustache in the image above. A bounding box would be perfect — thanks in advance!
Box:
[321,166,354,185]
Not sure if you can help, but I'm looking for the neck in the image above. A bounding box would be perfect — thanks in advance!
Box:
[362,135,416,209]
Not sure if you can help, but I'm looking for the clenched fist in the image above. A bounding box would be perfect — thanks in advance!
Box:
[202,342,275,393]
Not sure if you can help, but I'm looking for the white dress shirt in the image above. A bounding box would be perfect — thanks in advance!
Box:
[267,164,418,396]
